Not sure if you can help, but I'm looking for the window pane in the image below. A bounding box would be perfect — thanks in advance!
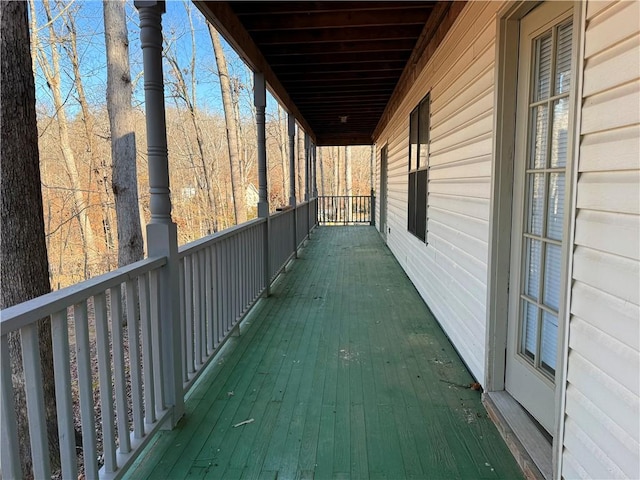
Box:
[419,97,430,169]
[543,242,562,311]
[546,173,565,240]
[521,300,538,359]
[535,33,553,101]
[524,238,542,300]
[527,173,545,236]
[550,98,569,168]
[408,172,416,234]
[410,108,419,170]
[555,22,573,95]
[530,105,549,169]
[415,169,428,242]
[541,311,558,374]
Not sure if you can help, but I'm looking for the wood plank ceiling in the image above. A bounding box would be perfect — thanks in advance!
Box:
[196,2,449,145]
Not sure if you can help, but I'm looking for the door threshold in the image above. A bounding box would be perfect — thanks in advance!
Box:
[483,391,553,480]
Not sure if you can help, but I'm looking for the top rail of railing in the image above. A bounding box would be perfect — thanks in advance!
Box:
[0,256,167,334]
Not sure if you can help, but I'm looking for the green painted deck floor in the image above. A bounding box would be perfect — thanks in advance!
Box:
[127,227,522,480]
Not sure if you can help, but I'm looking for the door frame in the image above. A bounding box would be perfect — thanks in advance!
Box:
[485,1,586,477]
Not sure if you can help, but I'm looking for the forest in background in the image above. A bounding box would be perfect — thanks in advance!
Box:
[32,0,374,290]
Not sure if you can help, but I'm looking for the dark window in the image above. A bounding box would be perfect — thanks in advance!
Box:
[407,94,430,242]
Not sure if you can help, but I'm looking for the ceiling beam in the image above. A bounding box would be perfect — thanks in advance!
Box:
[238,9,432,31]
[232,2,433,16]
[268,50,410,67]
[278,70,401,82]
[262,39,417,56]
[250,25,424,45]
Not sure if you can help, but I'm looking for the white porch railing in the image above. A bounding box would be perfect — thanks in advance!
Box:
[0,256,171,480]
[0,198,317,479]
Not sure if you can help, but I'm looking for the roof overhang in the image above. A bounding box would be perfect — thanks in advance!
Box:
[194,1,465,145]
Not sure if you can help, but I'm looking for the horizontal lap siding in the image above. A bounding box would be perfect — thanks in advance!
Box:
[563,2,640,478]
[376,2,499,381]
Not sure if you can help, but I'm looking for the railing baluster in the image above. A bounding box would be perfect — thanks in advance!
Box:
[205,247,214,354]
[74,301,98,478]
[222,239,231,335]
[198,250,206,362]
[138,273,155,424]
[184,255,194,375]
[192,256,201,369]
[126,279,145,439]
[179,258,187,384]
[49,310,78,479]
[94,293,117,472]
[231,239,238,323]
[110,285,131,454]
[216,243,223,345]
[210,246,219,348]
[1,334,22,479]
[149,269,165,412]
[237,236,243,318]
[20,322,51,479]
[193,252,200,361]
[240,230,246,312]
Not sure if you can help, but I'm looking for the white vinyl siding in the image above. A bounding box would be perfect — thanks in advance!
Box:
[376,2,499,381]
[562,1,640,479]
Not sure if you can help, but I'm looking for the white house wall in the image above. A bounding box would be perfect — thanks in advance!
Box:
[375,1,640,477]
[561,1,640,478]
[375,1,500,381]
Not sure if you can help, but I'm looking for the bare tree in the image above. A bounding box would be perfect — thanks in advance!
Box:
[318,147,325,196]
[209,23,247,224]
[334,146,341,196]
[1,0,59,474]
[345,145,353,216]
[62,4,116,270]
[104,0,144,266]
[32,0,99,278]
[277,104,289,206]
[165,9,218,233]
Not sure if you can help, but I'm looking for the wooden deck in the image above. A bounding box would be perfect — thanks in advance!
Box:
[126,227,522,480]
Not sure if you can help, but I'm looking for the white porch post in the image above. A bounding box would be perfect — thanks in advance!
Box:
[135,0,184,425]
[255,72,270,296]
[288,114,297,208]
[312,142,318,199]
[370,144,375,226]
[288,114,298,258]
[304,132,311,202]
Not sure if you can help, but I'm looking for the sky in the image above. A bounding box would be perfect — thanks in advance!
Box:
[31,0,281,121]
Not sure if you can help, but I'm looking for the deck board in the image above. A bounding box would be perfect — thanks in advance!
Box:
[126,227,523,480]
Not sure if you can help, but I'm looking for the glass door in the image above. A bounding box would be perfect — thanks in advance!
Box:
[506,1,574,434]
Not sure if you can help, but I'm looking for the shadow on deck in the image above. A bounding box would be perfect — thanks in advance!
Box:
[126,227,522,480]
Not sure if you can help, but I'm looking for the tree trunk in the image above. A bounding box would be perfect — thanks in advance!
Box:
[36,0,99,278]
[345,146,353,218]
[1,1,59,474]
[278,104,289,206]
[103,0,144,266]
[318,148,325,197]
[165,31,217,233]
[209,25,247,224]
[64,7,116,271]
[334,146,340,196]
